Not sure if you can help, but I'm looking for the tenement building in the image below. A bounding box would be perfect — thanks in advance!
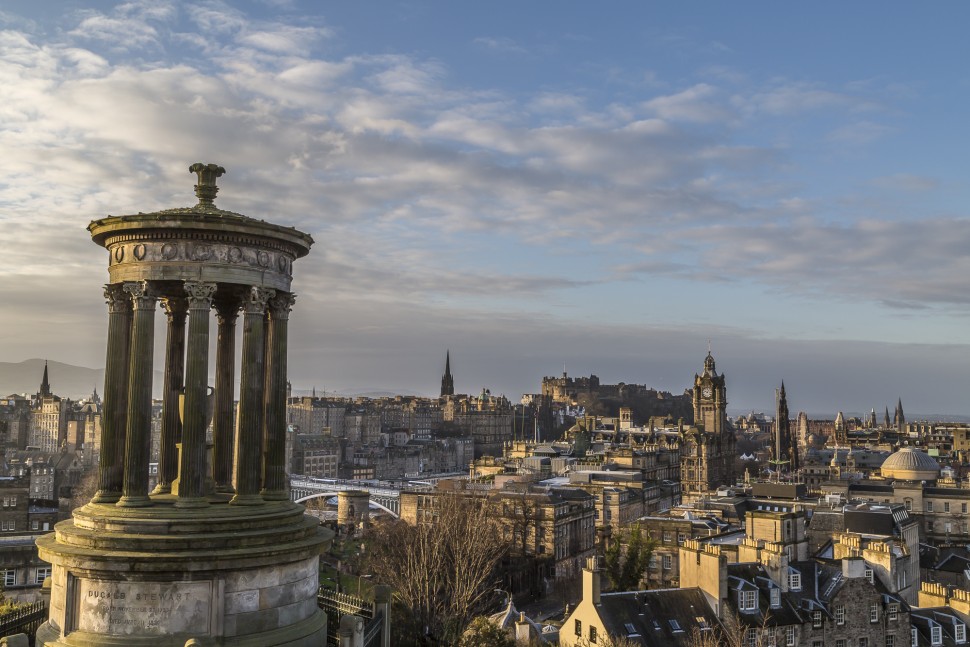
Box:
[35,164,332,646]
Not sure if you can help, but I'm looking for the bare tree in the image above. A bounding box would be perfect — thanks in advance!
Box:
[685,612,774,647]
[364,492,508,644]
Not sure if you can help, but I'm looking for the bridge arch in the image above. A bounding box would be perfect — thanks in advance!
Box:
[294,491,400,518]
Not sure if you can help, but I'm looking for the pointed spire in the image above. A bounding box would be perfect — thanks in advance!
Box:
[440,350,455,397]
[40,360,51,397]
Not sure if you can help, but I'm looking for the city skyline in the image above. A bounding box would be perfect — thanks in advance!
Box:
[1,2,968,414]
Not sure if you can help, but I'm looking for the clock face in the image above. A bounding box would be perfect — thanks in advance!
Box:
[702,387,713,398]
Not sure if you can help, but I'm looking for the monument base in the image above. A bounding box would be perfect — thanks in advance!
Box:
[36,498,332,647]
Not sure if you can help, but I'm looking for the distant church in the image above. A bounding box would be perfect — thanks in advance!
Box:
[440,350,454,397]
[680,351,736,500]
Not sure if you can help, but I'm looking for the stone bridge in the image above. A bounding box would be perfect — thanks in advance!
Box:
[290,477,425,518]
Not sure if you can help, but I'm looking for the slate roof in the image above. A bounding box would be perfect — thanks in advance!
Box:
[597,587,721,647]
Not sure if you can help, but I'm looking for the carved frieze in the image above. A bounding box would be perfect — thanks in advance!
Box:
[106,240,294,278]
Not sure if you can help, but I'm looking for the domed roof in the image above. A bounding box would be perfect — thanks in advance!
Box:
[880,446,940,481]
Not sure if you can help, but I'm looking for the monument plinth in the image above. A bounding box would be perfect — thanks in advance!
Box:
[36,164,332,646]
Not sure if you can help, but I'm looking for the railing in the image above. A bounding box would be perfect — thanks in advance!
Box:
[363,610,384,647]
[0,601,47,645]
[318,588,373,647]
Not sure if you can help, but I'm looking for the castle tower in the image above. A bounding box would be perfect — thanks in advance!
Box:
[440,350,455,397]
[36,163,331,646]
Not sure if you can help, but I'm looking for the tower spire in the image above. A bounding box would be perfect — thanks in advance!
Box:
[40,360,51,397]
[440,350,455,397]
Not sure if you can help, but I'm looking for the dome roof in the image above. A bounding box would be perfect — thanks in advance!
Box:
[880,447,940,481]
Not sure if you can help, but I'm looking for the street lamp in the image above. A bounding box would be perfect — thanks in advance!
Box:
[357,573,372,595]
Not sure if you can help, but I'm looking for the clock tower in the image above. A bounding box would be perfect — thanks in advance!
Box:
[693,350,726,434]
[681,350,736,501]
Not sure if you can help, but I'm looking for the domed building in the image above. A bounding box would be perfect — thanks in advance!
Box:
[880,446,941,481]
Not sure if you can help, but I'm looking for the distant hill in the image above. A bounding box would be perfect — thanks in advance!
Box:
[0,359,103,400]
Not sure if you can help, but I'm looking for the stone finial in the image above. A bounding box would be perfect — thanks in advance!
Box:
[189,163,226,207]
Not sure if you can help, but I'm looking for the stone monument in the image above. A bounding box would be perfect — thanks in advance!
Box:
[36,163,333,646]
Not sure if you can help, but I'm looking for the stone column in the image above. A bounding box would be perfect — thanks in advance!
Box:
[175,281,217,508]
[152,296,187,495]
[230,286,274,506]
[117,281,158,508]
[92,284,132,504]
[213,293,240,493]
[261,292,295,501]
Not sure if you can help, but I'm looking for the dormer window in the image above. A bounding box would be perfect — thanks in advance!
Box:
[789,570,802,591]
[957,623,967,644]
[932,624,942,645]
[770,587,781,608]
[865,568,874,584]
[740,589,758,612]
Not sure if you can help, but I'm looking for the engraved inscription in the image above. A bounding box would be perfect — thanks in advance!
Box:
[77,579,212,636]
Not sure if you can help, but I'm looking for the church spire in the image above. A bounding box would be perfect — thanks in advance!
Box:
[440,350,455,397]
[40,360,51,397]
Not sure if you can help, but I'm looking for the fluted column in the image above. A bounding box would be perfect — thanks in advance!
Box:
[230,286,274,506]
[175,281,217,508]
[261,292,295,500]
[117,281,158,508]
[213,293,241,493]
[152,296,187,495]
[92,284,132,504]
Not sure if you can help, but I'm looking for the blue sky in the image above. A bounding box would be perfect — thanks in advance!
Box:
[1,1,968,416]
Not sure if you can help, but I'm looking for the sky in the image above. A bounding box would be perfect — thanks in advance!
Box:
[1,1,968,417]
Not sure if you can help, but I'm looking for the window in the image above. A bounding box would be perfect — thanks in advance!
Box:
[789,570,802,591]
[836,640,846,647]
[905,499,912,511]
[958,623,967,644]
[886,635,894,647]
[740,590,757,611]
[870,603,879,623]
[786,626,796,646]
[747,630,758,647]
[813,642,823,647]
[589,625,597,643]
[927,501,934,512]
[835,605,845,625]
[859,639,868,647]
[31,520,39,530]
[575,620,581,636]
[865,568,874,584]
[662,555,672,570]
[812,610,823,628]
[932,625,942,645]
[945,502,951,513]
[663,531,673,543]
[3,570,15,587]
[677,532,687,544]
[963,503,967,514]
[669,620,682,632]
[768,633,777,647]
[770,587,780,608]
[889,603,899,621]
[911,629,918,647]
[34,567,50,584]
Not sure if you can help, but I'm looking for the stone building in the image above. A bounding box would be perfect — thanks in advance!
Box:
[681,351,736,500]
[680,538,912,647]
[399,480,596,582]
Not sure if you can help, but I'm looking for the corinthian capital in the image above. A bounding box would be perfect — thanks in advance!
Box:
[268,292,297,321]
[242,286,275,315]
[123,281,158,311]
[103,284,132,314]
[161,296,189,322]
[184,281,218,309]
